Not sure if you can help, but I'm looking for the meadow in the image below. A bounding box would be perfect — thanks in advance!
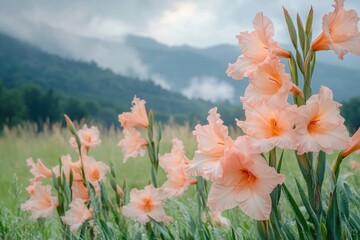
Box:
[1,121,359,239]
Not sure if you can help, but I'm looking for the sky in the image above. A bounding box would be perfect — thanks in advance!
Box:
[1,0,359,48]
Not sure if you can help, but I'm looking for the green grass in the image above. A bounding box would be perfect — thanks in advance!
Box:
[1,122,360,239]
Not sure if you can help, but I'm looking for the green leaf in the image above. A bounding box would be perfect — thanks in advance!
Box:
[305,7,313,36]
[149,217,175,240]
[297,14,306,53]
[282,184,312,239]
[295,179,320,233]
[283,7,298,49]
[326,186,341,240]
[316,151,326,190]
[296,50,304,74]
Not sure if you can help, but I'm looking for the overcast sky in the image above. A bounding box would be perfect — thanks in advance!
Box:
[1,0,360,48]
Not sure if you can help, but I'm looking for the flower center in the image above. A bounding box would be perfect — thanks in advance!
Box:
[141,197,154,213]
[239,169,257,186]
[91,168,100,181]
[269,118,283,137]
[84,134,92,143]
[307,117,322,134]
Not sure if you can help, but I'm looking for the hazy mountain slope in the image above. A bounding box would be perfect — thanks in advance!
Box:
[0,33,213,124]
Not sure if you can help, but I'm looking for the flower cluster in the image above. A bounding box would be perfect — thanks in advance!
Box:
[22,120,110,232]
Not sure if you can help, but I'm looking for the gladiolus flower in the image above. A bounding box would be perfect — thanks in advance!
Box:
[78,124,101,149]
[21,184,58,220]
[160,138,197,197]
[187,107,234,181]
[83,156,110,183]
[227,12,290,80]
[236,100,296,153]
[207,137,285,220]
[293,86,351,154]
[71,181,90,201]
[342,127,360,158]
[62,198,92,232]
[243,59,301,104]
[122,185,172,224]
[118,96,149,128]
[312,0,360,59]
[118,127,148,162]
[52,154,82,182]
[159,138,189,171]
[26,158,52,181]
[350,159,359,171]
[162,166,197,197]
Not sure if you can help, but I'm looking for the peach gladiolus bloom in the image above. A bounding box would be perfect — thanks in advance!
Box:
[350,159,359,171]
[236,100,296,153]
[122,185,172,224]
[187,107,234,181]
[71,181,90,201]
[159,138,189,170]
[26,158,52,181]
[227,12,289,80]
[293,86,350,154]
[312,0,360,59]
[78,124,101,149]
[21,184,58,220]
[243,59,301,104]
[162,167,197,197]
[83,156,110,183]
[52,154,82,182]
[62,198,92,232]
[342,127,360,158]
[118,127,148,162]
[118,96,149,128]
[160,139,197,197]
[208,136,285,220]
[207,137,285,220]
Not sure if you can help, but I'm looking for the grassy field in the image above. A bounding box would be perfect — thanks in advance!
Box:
[1,122,359,238]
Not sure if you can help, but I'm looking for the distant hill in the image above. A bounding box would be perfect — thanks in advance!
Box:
[125,35,360,102]
[0,33,214,126]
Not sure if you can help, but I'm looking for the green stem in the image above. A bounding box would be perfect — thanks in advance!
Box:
[331,153,343,182]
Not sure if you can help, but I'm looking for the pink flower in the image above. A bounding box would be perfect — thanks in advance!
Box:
[350,159,359,171]
[207,137,285,220]
[159,138,189,171]
[312,0,360,59]
[78,124,101,149]
[160,139,197,197]
[61,198,92,232]
[52,155,82,182]
[243,59,301,104]
[236,100,296,153]
[26,158,52,181]
[118,127,148,162]
[21,184,58,220]
[118,96,149,128]
[342,127,360,158]
[83,156,110,184]
[227,12,290,80]
[293,86,351,154]
[122,185,172,224]
[162,166,197,197]
[187,107,234,180]
[71,181,90,201]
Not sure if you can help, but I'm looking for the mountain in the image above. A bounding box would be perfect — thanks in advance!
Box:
[125,35,360,102]
[0,32,214,126]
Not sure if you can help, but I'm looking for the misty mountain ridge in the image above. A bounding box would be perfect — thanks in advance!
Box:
[1,19,359,102]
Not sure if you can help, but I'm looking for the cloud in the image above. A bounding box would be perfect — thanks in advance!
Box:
[181,76,234,102]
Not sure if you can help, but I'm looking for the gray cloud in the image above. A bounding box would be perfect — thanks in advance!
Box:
[181,76,234,102]
[1,0,359,47]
